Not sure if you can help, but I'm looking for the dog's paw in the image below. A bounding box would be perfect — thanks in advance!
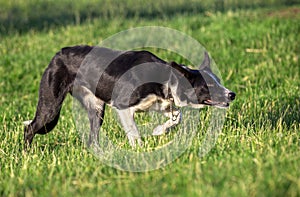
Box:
[128,136,136,147]
[23,120,32,126]
[127,134,143,148]
[152,125,165,136]
[137,138,144,147]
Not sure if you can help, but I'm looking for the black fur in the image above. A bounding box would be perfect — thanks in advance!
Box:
[24,45,235,149]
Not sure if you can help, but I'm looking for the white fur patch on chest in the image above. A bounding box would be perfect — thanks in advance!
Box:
[133,94,171,112]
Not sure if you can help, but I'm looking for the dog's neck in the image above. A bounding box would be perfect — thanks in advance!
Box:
[165,83,188,108]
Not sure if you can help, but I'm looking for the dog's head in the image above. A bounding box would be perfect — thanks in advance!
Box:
[170,52,236,108]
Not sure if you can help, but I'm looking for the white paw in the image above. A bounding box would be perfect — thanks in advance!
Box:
[137,138,144,147]
[23,120,32,126]
[152,125,165,136]
[127,134,143,148]
[172,111,182,123]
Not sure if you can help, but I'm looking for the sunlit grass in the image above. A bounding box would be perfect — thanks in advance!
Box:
[0,3,299,197]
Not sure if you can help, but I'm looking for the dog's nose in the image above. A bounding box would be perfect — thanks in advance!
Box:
[228,92,236,101]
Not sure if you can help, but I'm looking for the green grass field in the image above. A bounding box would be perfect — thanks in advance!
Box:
[0,1,300,196]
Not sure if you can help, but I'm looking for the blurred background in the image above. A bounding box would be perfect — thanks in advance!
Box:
[1,0,299,35]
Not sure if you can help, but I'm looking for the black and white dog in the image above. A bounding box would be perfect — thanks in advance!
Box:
[24,46,235,148]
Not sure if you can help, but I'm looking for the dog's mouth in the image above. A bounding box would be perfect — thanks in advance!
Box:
[203,99,230,108]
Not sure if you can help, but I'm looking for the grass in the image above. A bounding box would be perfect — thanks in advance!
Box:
[0,1,300,197]
[1,0,299,35]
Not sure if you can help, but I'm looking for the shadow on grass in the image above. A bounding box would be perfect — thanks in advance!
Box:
[266,95,300,130]
[229,94,299,131]
[1,1,206,35]
[1,0,298,35]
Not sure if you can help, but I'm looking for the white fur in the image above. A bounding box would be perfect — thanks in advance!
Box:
[23,120,32,126]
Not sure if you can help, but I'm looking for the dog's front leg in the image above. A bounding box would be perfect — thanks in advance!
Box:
[152,110,182,136]
[116,109,143,148]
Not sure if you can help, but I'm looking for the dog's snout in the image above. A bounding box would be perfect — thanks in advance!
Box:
[228,92,236,101]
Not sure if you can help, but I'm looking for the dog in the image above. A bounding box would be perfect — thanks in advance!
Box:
[24,45,235,149]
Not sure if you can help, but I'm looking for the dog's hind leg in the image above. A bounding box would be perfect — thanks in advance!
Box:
[72,85,105,147]
[24,65,72,150]
[24,108,62,148]
[24,90,66,150]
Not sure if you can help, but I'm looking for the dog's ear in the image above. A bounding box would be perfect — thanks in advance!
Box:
[169,61,193,78]
[169,61,187,73]
[199,52,211,71]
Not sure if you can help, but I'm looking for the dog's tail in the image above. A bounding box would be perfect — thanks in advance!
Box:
[23,120,32,126]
